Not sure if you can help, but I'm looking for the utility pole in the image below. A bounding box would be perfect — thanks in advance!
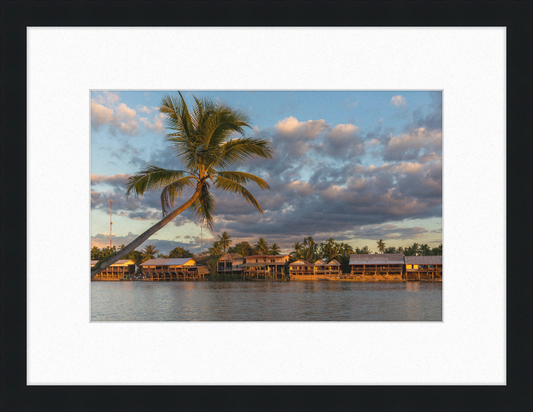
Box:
[109,198,113,248]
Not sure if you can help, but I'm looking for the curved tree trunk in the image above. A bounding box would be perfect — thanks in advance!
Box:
[91,188,202,278]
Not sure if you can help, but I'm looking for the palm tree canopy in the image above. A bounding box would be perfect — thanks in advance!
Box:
[126,92,273,229]
[218,231,232,253]
[142,245,159,262]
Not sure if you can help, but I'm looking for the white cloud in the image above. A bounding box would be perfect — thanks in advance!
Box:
[138,105,151,114]
[390,95,407,107]
[275,116,328,139]
[139,112,165,133]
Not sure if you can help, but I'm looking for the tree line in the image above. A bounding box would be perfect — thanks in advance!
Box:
[91,245,194,265]
[91,233,442,271]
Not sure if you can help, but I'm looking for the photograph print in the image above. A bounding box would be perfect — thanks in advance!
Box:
[90,90,442,321]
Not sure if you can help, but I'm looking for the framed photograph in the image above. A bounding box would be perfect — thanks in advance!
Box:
[2,1,531,411]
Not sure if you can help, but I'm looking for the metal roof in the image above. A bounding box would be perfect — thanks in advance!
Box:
[289,260,313,266]
[405,256,442,265]
[90,259,135,266]
[140,258,195,266]
[328,259,341,266]
[349,253,405,265]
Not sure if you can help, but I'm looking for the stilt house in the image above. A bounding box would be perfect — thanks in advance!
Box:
[216,253,244,275]
[91,259,136,280]
[404,256,442,280]
[140,258,208,281]
[289,259,314,276]
[349,253,404,278]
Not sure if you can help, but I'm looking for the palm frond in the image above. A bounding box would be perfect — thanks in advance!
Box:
[126,166,193,197]
[190,184,216,229]
[211,137,273,169]
[160,176,198,216]
[215,171,270,189]
[213,175,264,213]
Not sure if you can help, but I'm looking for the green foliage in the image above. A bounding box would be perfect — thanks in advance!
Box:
[229,241,253,257]
[169,247,194,258]
[253,238,269,255]
[142,245,159,262]
[217,232,232,253]
[126,92,273,229]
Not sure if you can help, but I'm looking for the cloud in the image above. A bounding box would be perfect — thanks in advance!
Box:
[382,128,442,162]
[138,106,151,114]
[390,95,407,107]
[340,98,358,109]
[91,98,139,136]
[139,113,166,133]
[275,116,329,139]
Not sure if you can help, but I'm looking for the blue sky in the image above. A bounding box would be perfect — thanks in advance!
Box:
[91,90,442,254]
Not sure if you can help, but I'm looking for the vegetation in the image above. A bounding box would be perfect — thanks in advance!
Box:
[91,92,273,278]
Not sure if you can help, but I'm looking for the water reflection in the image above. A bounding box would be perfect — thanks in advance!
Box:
[91,281,442,321]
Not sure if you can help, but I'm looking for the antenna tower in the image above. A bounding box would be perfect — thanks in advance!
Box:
[109,199,113,248]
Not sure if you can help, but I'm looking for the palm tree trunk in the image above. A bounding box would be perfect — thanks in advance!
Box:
[91,188,202,278]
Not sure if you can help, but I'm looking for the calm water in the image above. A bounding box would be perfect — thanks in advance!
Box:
[91,281,442,321]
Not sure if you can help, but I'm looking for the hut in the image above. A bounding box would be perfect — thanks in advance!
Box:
[404,256,442,281]
[91,259,136,281]
[314,258,342,276]
[327,258,342,275]
[216,253,244,275]
[289,259,315,276]
[242,254,290,279]
[140,258,208,281]
[349,253,404,280]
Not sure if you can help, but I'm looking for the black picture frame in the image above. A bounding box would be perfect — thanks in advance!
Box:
[1,1,531,411]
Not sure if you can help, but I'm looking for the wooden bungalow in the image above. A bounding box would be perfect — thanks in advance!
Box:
[314,258,342,276]
[289,259,315,276]
[91,259,136,281]
[140,258,208,281]
[242,254,290,279]
[216,253,244,275]
[349,253,404,280]
[404,256,442,281]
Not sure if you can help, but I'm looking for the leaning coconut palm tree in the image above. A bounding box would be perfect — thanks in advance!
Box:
[217,231,232,253]
[91,93,273,277]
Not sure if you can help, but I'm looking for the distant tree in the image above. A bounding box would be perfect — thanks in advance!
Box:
[254,238,269,255]
[209,241,223,256]
[269,243,281,255]
[91,246,102,260]
[217,232,232,253]
[291,241,304,259]
[231,241,253,257]
[141,245,159,262]
[126,250,144,265]
[398,246,404,254]
[359,246,371,254]
[376,239,386,253]
[319,238,338,260]
[169,246,193,258]
[384,246,397,254]
[338,242,354,257]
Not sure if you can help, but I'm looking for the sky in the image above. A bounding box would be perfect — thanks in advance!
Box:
[91,90,442,254]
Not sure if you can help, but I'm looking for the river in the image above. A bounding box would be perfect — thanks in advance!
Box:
[91,281,442,321]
